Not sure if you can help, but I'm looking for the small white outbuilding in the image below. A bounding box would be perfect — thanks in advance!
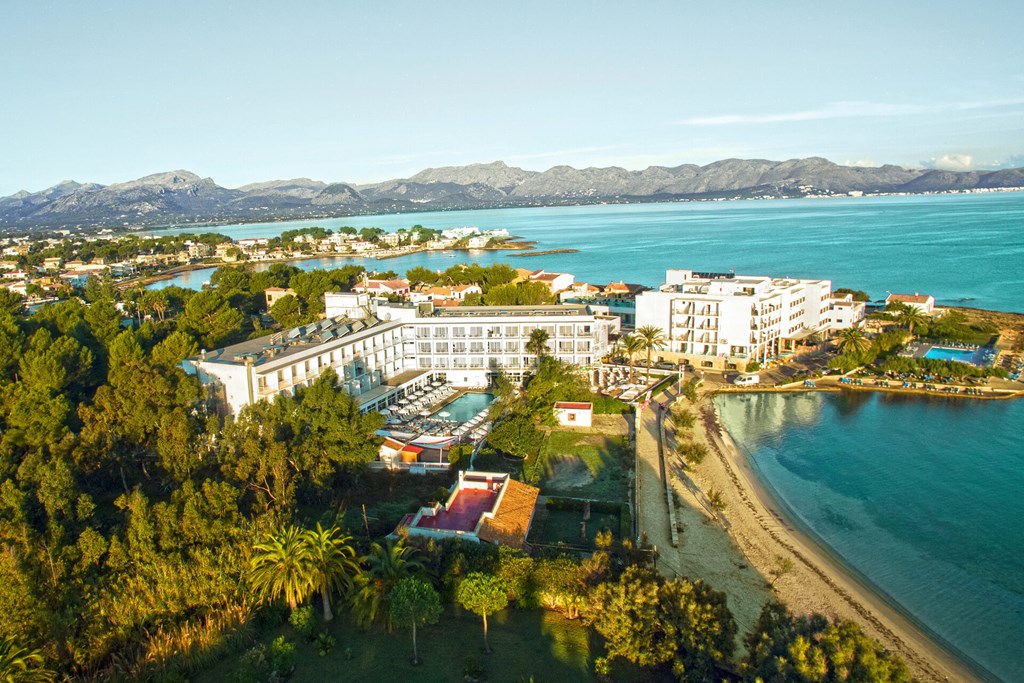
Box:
[554,401,593,427]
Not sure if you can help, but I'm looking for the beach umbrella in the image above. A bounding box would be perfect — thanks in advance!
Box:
[438,411,451,418]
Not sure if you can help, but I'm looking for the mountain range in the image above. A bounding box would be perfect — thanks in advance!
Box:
[2,157,1022,233]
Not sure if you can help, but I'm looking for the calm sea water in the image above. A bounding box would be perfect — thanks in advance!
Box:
[716,392,1024,682]
[149,192,1024,312]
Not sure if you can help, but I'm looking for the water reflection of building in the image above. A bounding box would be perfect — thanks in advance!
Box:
[717,392,825,447]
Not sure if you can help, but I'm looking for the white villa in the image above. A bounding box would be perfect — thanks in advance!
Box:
[635,269,839,368]
[187,298,616,415]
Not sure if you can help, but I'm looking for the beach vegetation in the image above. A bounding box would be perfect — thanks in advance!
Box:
[743,602,910,682]
[708,488,727,511]
[678,441,708,467]
[768,555,795,589]
[621,334,646,383]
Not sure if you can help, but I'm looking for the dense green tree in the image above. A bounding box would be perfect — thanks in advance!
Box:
[483,281,552,306]
[269,294,306,328]
[178,290,246,348]
[456,572,508,653]
[659,578,736,680]
[587,565,675,672]
[896,306,929,335]
[485,414,543,459]
[406,266,439,285]
[389,577,442,665]
[743,602,910,683]
[0,289,24,317]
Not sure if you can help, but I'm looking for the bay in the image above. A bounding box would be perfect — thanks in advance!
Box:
[715,391,1024,682]
[148,192,1024,313]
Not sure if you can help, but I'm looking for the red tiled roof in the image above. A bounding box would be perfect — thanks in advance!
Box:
[478,480,540,550]
[531,273,561,282]
[554,401,593,410]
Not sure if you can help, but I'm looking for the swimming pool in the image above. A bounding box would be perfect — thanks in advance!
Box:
[924,346,979,364]
[431,392,495,423]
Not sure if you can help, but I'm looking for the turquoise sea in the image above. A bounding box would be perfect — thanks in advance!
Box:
[151,193,1024,678]
[716,392,1024,682]
[149,192,1024,313]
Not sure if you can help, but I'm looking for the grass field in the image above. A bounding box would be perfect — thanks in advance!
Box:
[528,506,622,548]
[194,605,663,683]
[528,430,630,500]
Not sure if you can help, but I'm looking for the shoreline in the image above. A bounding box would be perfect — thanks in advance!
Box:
[695,394,993,683]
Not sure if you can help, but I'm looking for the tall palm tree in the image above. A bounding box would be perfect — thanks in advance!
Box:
[0,637,54,683]
[352,539,424,630]
[621,334,645,384]
[834,327,872,355]
[635,325,667,381]
[897,306,929,335]
[525,328,550,365]
[248,524,313,612]
[303,523,361,622]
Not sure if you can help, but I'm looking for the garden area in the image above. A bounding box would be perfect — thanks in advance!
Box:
[194,606,658,683]
[527,430,631,501]
[528,498,630,550]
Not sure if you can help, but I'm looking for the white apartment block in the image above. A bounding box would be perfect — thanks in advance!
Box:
[187,301,615,416]
[635,269,833,368]
[827,293,866,330]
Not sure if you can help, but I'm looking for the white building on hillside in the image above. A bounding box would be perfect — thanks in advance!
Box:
[828,293,866,330]
[635,269,833,368]
[885,293,935,315]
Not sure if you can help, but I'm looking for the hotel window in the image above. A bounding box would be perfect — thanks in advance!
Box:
[470,341,484,353]
[469,326,483,337]
[505,325,518,336]
[418,342,431,354]
[488,342,501,353]
[452,328,465,338]
[505,341,518,353]
[470,357,484,368]
[435,342,449,353]
[433,327,447,338]
[453,342,467,353]
[559,325,573,336]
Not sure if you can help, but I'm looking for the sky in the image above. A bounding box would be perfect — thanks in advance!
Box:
[1,0,1022,195]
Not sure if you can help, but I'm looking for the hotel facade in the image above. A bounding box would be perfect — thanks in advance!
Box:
[635,269,839,368]
[187,295,616,416]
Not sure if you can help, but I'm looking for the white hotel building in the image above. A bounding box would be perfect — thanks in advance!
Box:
[635,269,835,368]
[187,294,616,416]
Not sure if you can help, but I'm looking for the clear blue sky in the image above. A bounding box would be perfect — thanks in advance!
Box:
[2,0,1022,195]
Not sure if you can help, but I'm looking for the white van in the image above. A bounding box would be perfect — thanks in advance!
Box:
[734,373,760,386]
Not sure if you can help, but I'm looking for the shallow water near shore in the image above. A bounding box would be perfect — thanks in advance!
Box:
[715,391,1024,682]
[149,192,1024,313]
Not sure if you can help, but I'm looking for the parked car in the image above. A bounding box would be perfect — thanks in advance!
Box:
[734,373,760,387]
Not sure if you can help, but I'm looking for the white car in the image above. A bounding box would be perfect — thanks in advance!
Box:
[734,373,760,386]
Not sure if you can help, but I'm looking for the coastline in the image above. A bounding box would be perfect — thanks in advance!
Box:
[693,394,993,683]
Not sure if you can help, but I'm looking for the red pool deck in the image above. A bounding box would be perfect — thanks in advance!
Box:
[414,488,498,532]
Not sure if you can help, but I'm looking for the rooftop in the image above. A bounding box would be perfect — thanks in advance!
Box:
[431,304,590,318]
[478,480,541,550]
[195,315,392,366]
[414,487,499,532]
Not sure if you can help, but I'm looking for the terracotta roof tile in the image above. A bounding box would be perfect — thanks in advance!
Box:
[478,480,540,550]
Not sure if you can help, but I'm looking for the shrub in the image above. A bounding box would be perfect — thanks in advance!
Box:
[269,636,296,678]
[315,632,336,657]
[464,655,486,678]
[231,644,268,683]
[288,606,317,641]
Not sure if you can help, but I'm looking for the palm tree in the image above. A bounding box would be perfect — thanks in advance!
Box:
[303,523,361,622]
[635,325,667,381]
[248,524,314,612]
[352,539,424,630]
[525,328,550,364]
[621,334,645,384]
[834,327,872,355]
[0,637,54,682]
[897,306,929,335]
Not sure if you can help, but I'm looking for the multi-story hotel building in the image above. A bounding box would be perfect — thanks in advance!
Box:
[187,297,616,416]
[635,269,834,368]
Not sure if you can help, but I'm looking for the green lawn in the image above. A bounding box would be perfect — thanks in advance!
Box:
[197,607,603,683]
[528,506,622,549]
[528,430,630,501]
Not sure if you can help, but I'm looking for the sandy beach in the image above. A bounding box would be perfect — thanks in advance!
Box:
[638,387,989,682]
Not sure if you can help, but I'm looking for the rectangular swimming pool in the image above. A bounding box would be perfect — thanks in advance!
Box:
[924,346,979,364]
[431,392,495,423]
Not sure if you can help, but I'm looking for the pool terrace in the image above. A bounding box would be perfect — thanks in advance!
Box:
[904,342,995,367]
